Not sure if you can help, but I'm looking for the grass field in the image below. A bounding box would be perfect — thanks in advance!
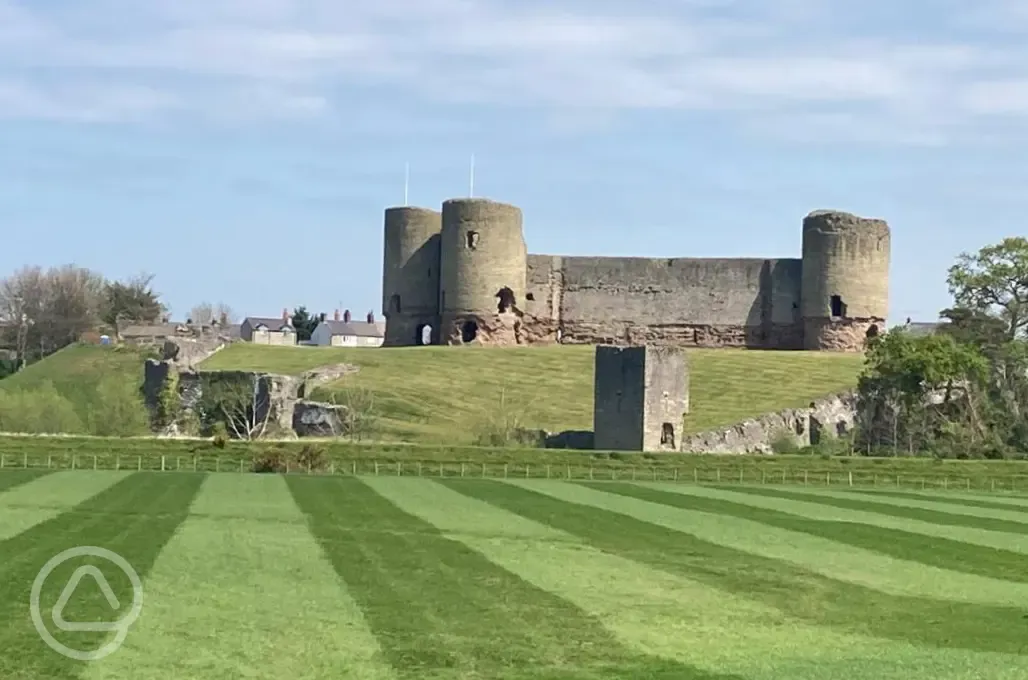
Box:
[3,470,1028,679]
[200,343,864,442]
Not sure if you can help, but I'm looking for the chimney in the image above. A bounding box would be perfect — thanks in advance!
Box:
[282,307,288,321]
[367,311,375,323]
[319,312,326,322]
[343,309,351,323]
[334,309,340,321]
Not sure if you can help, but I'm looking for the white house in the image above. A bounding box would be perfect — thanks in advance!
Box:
[311,310,385,347]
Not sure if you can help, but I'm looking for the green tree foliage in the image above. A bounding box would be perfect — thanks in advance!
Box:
[290,306,320,341]
[87,374,151,436]
[0,380,85,434]
[101,274,165,329]
[855,236,1028,458]
[947,237,1028,340]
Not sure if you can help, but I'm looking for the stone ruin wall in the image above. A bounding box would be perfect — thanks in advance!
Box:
[518,254,806,349]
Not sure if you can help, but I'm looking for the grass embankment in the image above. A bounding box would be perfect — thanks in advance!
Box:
[3,472,1028,677]
[0,344,149,435]
[2,435,1028,490]
[0,344,143,402]
[201,343,865,442]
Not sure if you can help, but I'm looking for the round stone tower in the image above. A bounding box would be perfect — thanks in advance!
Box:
[381,206,442,346]
[800,209,890,351]
[438,198,527,345]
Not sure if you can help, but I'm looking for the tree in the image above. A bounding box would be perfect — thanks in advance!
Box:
[196,374,272,440]
[856,329,988,455]
[101,274,165,328]
[0,265,107,366]
[947,237,1028,340]
[291,306,320,341]
[189,302,237,327]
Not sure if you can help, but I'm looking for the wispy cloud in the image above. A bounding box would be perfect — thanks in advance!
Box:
[2,0,1028,143]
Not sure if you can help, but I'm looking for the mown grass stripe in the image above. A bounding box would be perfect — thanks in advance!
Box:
[0,471,134,542]
[0,472,204,680]
[602,482,1028,584]
[480,479,1028,655]
[785,487,1028,523]
[721,486,1028,534]
[385,477,1028,680]
[553,482,1028,608]
[847,489,1028,513]
[638,482,1028,557]
[286,475,737,680]
[0,469,52,493]
[83,474,397,680]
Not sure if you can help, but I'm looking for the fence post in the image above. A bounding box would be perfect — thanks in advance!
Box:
[137,455,141,471]
[848,471,852,486]
[716,468,721,482]
[652,467,656,481]
[240,458,244,473]
[526,464,530,478]
[439,462,443,477]
[193,456,197,471]
[992,478,996,492]
[161,456,166,472]
[352,461,357,476]
[632,467,636,481]
[944,477,948,490]
[116,455,120,471]
[23,452,27,469]
[693,468,698,483]
[921,478,926,489]
[826,472,830,486]
[461,463,465,478]
[396,462,401,476]
[761,471,766,484]
[504,464,509,478]
[47,455,52,469]
[782,469,787,484]
[547,465,551,479]
[482,463,486,478]
[674,468,679,482]
[966,477,970,491]
[873,474,877,486]
[374,461,379,476]
[804,470,808,485]
[93,455,98,470]
[72,455,76,470]
[330,460,335,475]
[589,466,594,480]
[0,454,4,469]
[741,469,745,483]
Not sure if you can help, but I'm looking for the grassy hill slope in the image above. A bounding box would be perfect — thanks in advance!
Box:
[201,344,865,443]
[0,344,149,434]
[0,344,145,402]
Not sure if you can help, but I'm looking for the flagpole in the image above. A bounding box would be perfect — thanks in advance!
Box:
[469,154,475,197]
[404,162,409,206]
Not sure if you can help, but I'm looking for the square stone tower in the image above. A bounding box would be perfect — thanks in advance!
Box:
[593,345,690,452]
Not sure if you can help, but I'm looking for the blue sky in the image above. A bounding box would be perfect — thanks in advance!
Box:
[2,0,1028,325]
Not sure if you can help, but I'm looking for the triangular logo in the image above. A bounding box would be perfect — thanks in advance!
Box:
[51,566,122,632]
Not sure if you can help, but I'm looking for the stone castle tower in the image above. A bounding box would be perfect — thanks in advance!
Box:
[381,197,890,352]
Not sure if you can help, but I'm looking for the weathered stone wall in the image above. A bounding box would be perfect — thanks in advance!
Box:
[142,359,360,438]
[679,392,857,454]
[593,345,690,452]
[439,198,527,345]
[382,206,442,346]
[801,210,890,350]
[523,255,803,348]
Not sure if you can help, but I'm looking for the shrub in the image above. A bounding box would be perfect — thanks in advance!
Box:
[87,374,150,436]
[0,381,85,434]
[252,449,287,473]
[295,443,328,472]
[770,429,800,454]
[211,421,228,448]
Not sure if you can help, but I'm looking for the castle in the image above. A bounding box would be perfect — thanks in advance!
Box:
[381,198,890,352]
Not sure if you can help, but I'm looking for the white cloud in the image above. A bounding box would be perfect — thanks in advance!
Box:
[2,0,1028,143]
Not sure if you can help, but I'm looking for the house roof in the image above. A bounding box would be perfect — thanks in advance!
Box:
[318,320,385,338]
[243,317,294,332]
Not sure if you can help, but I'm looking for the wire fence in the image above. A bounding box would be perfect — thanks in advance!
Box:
[3,452,1028,493]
